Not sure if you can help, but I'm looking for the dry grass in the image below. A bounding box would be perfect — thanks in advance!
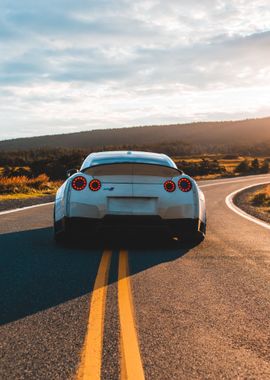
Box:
[251,185,270,209]
[192,173,226,180]
[0,174,62,200]
[248,185,270,221]
[174,156,268,175]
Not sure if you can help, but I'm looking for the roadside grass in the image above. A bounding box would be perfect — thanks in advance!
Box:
[192,173,232,180]
[174,155,269,180]
[175,156,267,174]
[0,192,54,201]
[0,174,62,201]
[251,185,270,210]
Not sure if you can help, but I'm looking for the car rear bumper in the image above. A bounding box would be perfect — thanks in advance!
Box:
[55,215,204,236]
[68,199,196,220]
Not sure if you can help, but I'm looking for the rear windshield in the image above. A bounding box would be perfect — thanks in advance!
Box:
[82,163,180,177]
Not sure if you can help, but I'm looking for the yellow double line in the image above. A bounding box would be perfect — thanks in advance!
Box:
[76,249,145,380]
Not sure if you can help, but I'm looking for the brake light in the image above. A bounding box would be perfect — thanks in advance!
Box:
[89,178,101,191]
[178,178,192,192]
[72,176,87,191]
[164,180,176,192]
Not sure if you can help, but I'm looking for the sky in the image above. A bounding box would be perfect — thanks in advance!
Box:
[1,0,270,140]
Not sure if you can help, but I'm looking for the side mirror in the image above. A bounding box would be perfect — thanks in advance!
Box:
[67,168,78,177]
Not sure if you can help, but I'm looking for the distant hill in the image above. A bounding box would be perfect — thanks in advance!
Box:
[1,117,270,153]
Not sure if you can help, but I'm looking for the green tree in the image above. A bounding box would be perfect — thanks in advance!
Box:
[260,160,269,174]
[250,158,260,173]
[234,160,250,173]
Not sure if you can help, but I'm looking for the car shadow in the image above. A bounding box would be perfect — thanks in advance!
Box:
[0,227,198,325]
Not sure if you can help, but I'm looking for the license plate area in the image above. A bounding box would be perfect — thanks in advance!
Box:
[107,197,157,215]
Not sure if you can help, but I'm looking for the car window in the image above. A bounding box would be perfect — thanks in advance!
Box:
[83,163,180,177]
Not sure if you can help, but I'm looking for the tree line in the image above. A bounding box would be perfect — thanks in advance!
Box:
[0,146,270,180]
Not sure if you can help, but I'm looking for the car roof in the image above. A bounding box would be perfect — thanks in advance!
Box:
[80,151,177,170]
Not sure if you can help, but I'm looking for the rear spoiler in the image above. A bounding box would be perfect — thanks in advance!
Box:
[81,162,183,176]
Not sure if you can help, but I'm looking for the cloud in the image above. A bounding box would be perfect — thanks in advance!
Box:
[1,0,270,139]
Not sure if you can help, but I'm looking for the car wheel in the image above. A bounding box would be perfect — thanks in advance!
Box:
[180,220,206,244]
[181,230,205,244]
[54,226,67,243]
[53,207,70,243]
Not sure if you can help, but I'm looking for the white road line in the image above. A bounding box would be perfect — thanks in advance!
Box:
[225,182,270,230]
[0,202,54,216]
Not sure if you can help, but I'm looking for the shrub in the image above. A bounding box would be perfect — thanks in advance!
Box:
[176,159,226,177]
[2,166,31,178]
[252,186,270,207]
[29,174,50,189]
[234,160,250,173]
[0,176,29,194]
[252,193,268,206]
[0,174,57,195]
[251,158,260,172]
[260,160,270,174]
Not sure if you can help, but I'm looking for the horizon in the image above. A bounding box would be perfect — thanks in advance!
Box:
[1,1,270,140]
[1,115,269,143]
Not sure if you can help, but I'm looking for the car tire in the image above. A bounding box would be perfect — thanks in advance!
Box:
[180,220,206,244]
[181,230,205,244]
[53,207,70,244]
[54,227,67,243]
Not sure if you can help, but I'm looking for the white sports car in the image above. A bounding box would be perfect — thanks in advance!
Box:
[54,151,206,242]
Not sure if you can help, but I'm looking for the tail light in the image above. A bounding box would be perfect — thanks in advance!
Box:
[72,176,87,191]
[164,180,176,192]
[89,178,101,191]
[178,178,192,192]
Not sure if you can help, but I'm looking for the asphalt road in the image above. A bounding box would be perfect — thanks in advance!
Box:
[1,175,270,379]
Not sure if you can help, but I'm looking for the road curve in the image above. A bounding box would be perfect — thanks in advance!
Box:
[1,174,270,379]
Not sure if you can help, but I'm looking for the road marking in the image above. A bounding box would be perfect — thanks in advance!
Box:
[225,182,270,230]
[0,201,54,216]
[76,250,112,380]
[118,250,145,380]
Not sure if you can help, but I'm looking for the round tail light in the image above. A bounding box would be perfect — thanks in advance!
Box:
[72,176,87,191]
[164,180,176,192]
[178,178,192,192]
[89,179,101,191]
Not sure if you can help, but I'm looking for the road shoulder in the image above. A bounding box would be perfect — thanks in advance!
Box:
[234,184,270,225]
[0,195,54,212]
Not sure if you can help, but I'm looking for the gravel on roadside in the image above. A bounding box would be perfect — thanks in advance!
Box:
[0,195,55,212]
[234,184,270,224]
